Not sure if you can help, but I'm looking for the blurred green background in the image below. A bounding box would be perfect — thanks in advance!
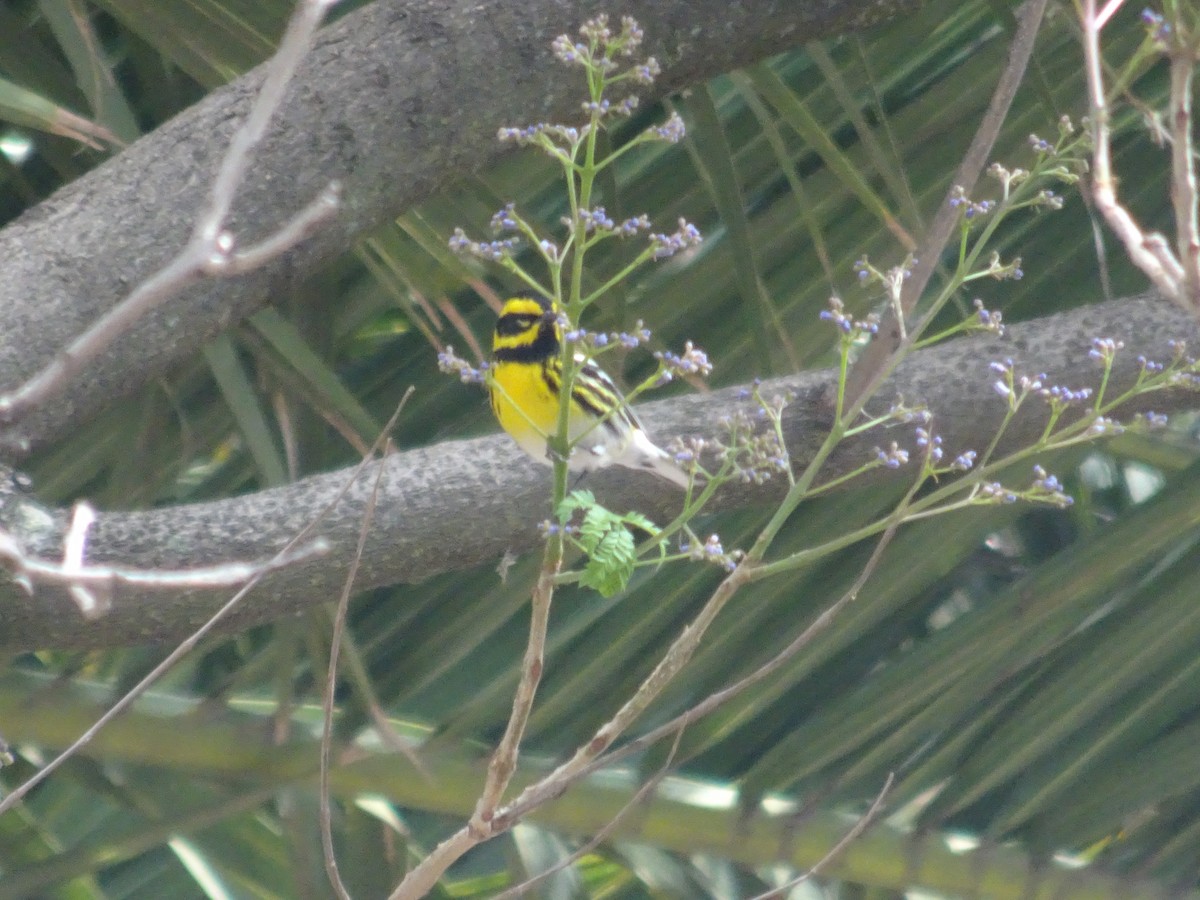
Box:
[1,0,1198,897]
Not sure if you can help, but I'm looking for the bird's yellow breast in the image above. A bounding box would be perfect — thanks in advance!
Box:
[490,360,562,458]
[490,359,609,462]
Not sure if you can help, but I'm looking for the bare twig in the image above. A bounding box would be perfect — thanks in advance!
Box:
[223,183,342,274]
[61,502,99,614]
[0,515,327,617]
[0,519,331,817]
[1094,0,1126,31]
[0,328,395,820]
[389,499,910,900]
[476,565,558,820]
[390,371,924,896]
[390,557,560,899]
[0,0,341,425]
[501,491,913,824]
[492,728,686,900]
[320,390,414,900]
[844,0,1049,407]
[1168,34,1200,304]
[745,773,894,900]
[1081,0,1187,306]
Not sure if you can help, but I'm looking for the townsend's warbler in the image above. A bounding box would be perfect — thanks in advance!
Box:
[490,296,688,488]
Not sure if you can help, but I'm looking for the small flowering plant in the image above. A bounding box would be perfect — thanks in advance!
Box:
[941,118,1086,294]
[849,117,1085,350]
[835,333,1200,528]
[446,15,701,314]
[441,16,739,594]
[441,15,708,468]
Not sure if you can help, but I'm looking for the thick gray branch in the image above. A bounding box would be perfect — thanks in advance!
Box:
[0,293,1194,652]
[0,0,919,458]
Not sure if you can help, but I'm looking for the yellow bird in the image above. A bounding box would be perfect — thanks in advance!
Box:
[489,296,688,488]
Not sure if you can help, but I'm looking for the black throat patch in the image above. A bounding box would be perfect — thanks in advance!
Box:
[494,316,560,363]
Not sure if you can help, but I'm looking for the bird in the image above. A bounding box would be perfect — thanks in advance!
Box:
[489,295,689,488]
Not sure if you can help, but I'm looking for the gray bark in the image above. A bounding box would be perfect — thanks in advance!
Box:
[0,293,1194,651]
[0,0,921,457]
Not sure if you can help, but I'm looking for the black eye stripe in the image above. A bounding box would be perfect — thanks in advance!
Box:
[497,313,540,335]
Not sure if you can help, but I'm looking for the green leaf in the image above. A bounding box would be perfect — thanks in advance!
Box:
[578,520,636,598]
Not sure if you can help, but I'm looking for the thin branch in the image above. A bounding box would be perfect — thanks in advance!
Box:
[1094,0,1127,31]
[501,490,913,823]
[319,388,417,900]
[198,0,340,238]
[1169,37,1200,305]
[1080,0,1187,306]
[0,0,341,426]
[61,502,99,614]
[745,773,894,900]
[478,565,557,821]
[491,728,685,899]
[389,559,560,899]
[0,523,327,817]
[319,390,415,900]
[0,515,327,617]
[0,348,395,819]
[223,183,341,274]
[488,564,753,831]
[844,0,1050,407]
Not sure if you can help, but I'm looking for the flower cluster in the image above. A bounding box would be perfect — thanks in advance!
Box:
[977,482,1018,504]
[910,424,978,478]
[853,255,917,286]
[1141,8,1172,45]
[950,449,977,471]
[577,207,614,232]
[1088,337,1125,365]
[552,14,648,69]
[874,442,910,469]
[668,435,710,474]
[975,467,1076,509]
[449,228,516,263]
[885,400,932,425]
[1019,465,1073,508]
[986,168,1067,211]
[654,342,713,383]
[681,533,743,572]
[989,358,1092,410]
[563,208,655,239]
[651,112,686,143]
[982,250,1024,281]
[1028,117,1078,158]
[820,296,880,336]
[437,346,488,385]
[538,520,580,538]
[1028,133,1054,155]
[973,298,1005,335]
[915,427,942,463]
[1085,415,1125,437]
[497,123,588,150]
[564,322,653,350]
[949,185,995,220]
[712,403,791,484]
[452,14,702,309]
[987,162,1030,199]
[490,203,519,232]
[649,219,703,259]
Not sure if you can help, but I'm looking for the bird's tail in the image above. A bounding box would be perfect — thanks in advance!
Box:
[629,428,691,489]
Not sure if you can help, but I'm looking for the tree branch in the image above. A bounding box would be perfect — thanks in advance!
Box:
[0,0,921,459]
[0,292,1193,652]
